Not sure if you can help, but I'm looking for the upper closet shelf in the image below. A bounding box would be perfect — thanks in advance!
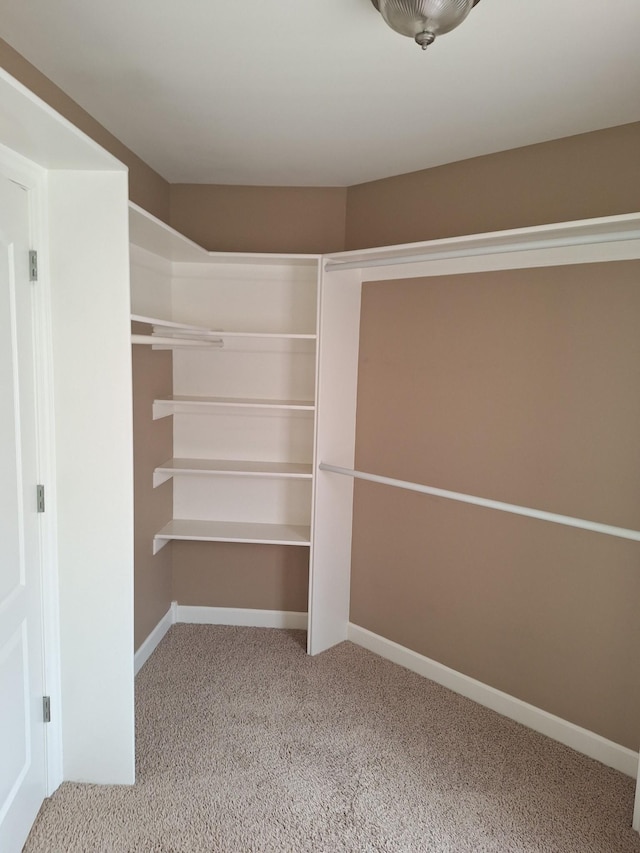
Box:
[323,212,640,274]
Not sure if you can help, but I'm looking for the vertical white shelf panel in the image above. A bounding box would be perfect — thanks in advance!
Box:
[308,266,362,655]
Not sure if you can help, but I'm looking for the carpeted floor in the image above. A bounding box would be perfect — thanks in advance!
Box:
[24,625,640,852]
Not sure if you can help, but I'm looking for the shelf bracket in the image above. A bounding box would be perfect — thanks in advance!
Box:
[153,470,173,488]
[152,401,173,420]
[153,536,170,555]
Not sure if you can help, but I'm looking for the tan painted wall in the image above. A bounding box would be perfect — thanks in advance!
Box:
[0,38,170,222]
[345,122,640,250]
[170,184,347,253]
[131,326,174,649]
[351,262,640,749]
[172,542,309,612]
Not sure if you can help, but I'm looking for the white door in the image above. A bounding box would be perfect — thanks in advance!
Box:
[0,173,47,852]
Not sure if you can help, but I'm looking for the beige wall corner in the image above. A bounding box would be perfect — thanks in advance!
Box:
[345,122,640,250]
[169,184,347,253]
[0,38,171,223]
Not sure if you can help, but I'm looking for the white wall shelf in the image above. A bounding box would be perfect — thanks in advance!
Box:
[153,395,316,419]
[153,458,313,487]
[153,519,311,552]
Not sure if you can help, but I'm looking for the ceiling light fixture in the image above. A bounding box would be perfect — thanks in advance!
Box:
[371,0,482,50]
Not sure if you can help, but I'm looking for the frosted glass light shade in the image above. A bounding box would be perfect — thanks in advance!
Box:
[373,0,477,49]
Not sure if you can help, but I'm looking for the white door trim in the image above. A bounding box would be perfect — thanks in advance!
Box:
[0,142,63,795]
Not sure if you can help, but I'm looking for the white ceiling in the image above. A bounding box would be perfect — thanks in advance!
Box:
[2,0,640,187]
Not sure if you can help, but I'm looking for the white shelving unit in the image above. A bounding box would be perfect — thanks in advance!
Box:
[129,203,321,630]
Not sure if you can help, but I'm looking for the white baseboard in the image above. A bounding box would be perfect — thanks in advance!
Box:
[134,602,177,675]
[176,605,307,630]
[348,623,638,779]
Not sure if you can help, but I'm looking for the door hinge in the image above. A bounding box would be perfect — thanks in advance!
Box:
[43,696,51,723]
[36,484,45,513]
[29,250,38,282]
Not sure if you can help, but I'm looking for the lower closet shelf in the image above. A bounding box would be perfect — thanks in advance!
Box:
[153,519,311,552]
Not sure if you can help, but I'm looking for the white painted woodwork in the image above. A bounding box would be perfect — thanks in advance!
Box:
[308,267,362,655]
[0,69,121,173]
[0,68,136,852]
[323,213,640,283]
[48,171,135,784]
[0,172,46,853]
[175,604,308,630]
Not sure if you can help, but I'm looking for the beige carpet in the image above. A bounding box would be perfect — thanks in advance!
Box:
[25,625,640,852]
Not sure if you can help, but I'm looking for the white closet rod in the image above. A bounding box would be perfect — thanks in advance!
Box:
[319,462,640,544]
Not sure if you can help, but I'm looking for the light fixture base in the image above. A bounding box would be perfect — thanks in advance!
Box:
[370,0,482,50]
[415,31,436,50]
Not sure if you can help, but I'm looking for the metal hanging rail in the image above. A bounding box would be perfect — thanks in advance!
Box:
[319,462,640,544]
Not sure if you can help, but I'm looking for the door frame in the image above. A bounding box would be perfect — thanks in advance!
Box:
[0,141,63,796]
